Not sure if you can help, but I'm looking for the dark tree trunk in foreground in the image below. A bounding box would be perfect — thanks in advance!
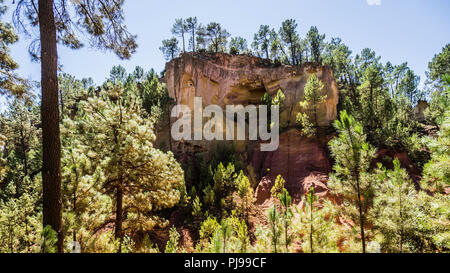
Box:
[39,0,63,253]
[115,185,124,253]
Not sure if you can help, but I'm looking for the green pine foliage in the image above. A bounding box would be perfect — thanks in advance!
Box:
[165,226,182,253]
[422,111,450,193]
[237,171,255,221]
[271,175,286,199]
[278,188,294,252]
[67,83,184,244]
[297,74,327,137]
[294,190,340,253]
[328,110,377,253]
[267,204,282,253]
[373,159,423,253]
[0,15,448,254]
[0,1,27,97]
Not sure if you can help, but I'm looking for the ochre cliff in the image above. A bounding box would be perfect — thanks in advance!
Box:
[164,52,339,205]
[165,52,339,128]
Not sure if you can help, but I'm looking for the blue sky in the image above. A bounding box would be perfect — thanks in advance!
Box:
[5,0,450,88]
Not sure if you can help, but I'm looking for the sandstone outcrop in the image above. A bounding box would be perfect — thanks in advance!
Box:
[165,52,339,130]
[251,129,333,206]
[164,52,340,205]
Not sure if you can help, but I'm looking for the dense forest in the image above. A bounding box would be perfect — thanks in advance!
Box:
[0,3,449,253]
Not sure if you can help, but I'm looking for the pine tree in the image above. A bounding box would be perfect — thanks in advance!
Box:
[306,26,326,64]
[267,204,282,253]
[199,216,220,249]
[0,1,27,97]
[229,37,248,55]
[269,29,284,63]
[373,159,422,253]
[279,19,300,65]
[165,226,181,253]
[213,162,237,206]
[328,110,377,253]
[358,63,385,133]
[422,111,450,193]
[185,17,199,52]
[252,25,271,59]
[0,98,41,200]
[220,218,232,253]
[0,191,41,253]
[60,133,112,252]
[160,38,180,60]
[427,44,450,86]
[294,193,339,253]
[278,188,293,252]
[0,98,42,253]
[192,195,203,224]
[297,74,327,137]
[13,0,137,252]
[58,73,87,121]
[71,86,184,251]
[236,171,254,221]
[171,18,187,52]
[305,187,318,253]
[231,216,250,253]
[205,22,230,53]
[271,174,286,199]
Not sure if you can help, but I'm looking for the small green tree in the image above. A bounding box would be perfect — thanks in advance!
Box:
[192,196,203,224]
[236,171,255,221]
[267,204,282,253]
[160,38,180,60]
[306,187,318,253]
[220,218,233,253]
[229,37,248,55]
[271,175,286,199]
[165,226,181,253]
[422,110,450,193]
[295,195,340,253]
[231,217,250,253]
[272,89,286,107]
[199,216,220,245]
[278,188,294,252]
[41,225,58,253]
[328,110,377,253]
[297,74,327,137]
[213,162,237,207]
[373,159,421,253]
[425,75,449,126]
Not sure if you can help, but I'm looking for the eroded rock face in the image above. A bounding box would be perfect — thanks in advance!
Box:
[164,53,339,205]
[251,129,333,206]
[165,52,339,129]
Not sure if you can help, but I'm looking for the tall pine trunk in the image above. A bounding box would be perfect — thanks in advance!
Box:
[115,184,123,253]
[192,29,195,52]
[356,177,366,253]
[38,0,63,253]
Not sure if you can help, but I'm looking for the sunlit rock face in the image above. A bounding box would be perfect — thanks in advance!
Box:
[165,52,339,129]
[164,52,339,205]
[251,130,333,207]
